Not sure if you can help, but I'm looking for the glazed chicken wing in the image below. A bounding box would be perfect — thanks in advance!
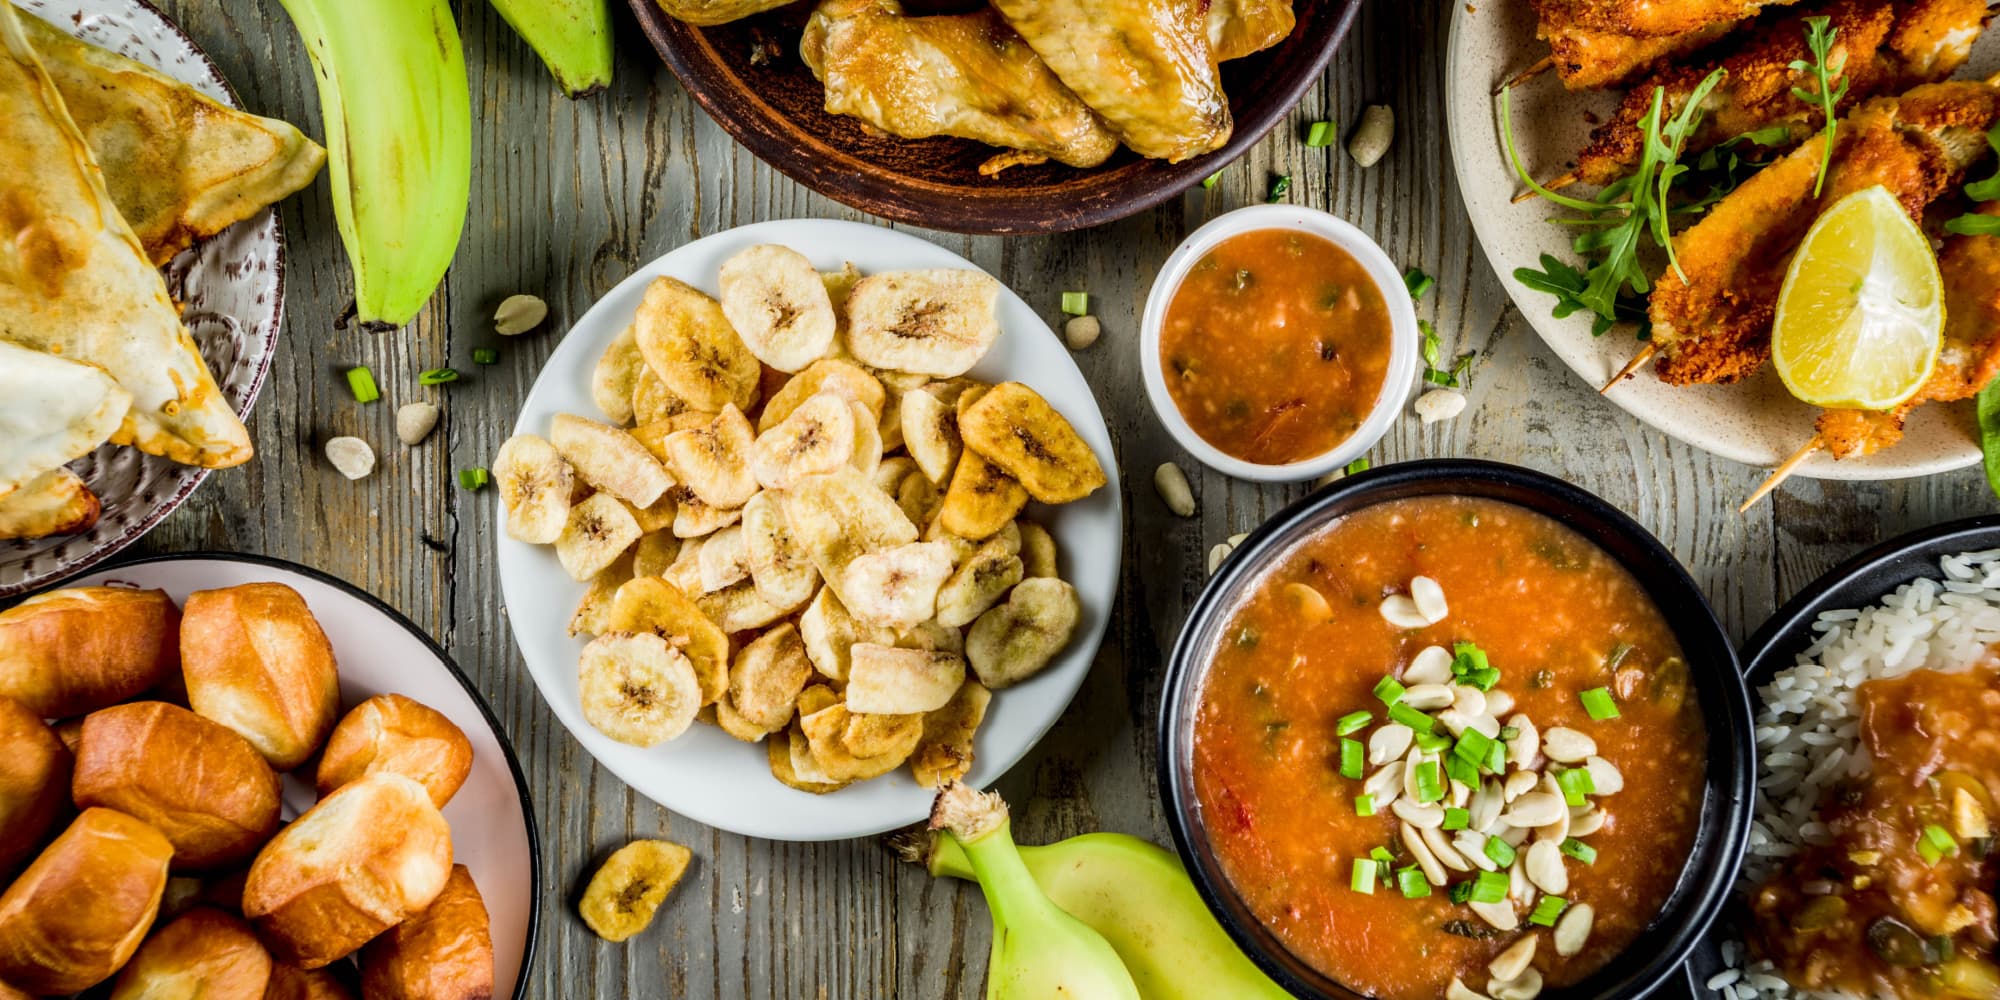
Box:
[1206,0,1295,62]
[800,0,1118,172]
[988,0,1229,162]
[652,0,796,26]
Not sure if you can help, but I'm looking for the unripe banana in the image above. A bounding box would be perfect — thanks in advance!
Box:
[275,0,471,329]
[487,0,615,98]
[923,830,1296,1000]
[931,784,1143,1000]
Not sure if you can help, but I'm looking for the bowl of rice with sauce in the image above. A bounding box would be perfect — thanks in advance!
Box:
[1685,517,2000,1000]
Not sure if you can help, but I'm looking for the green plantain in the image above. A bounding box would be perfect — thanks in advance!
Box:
[487,0,615,97]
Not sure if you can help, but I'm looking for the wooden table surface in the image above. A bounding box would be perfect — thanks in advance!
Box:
[133,0,1997,996]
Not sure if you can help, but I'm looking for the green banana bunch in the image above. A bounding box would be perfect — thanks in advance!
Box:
[276,0,471,329]
[487,0,614,97]
[920,828,1295,1000]
[932,784,1144,1000]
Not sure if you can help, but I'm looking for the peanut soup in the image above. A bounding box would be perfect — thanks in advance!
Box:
[1159,228,1394,465]
[1192,496,1706,1000]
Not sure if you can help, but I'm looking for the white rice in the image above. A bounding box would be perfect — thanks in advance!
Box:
[1714,548,2000,1000]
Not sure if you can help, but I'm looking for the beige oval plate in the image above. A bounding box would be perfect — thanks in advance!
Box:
[1446,1,1999,479]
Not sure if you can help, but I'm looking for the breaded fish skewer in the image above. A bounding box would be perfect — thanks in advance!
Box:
[1524,0,1807,91]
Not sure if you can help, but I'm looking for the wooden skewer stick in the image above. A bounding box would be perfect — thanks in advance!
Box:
[1739,437,1824,513]
[1599,344,1658,394]
[1493,56,1555,96]
[1512,171,1580,204]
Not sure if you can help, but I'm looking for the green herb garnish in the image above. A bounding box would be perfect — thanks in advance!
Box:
[1448,880,1476,904]
[419,368,460,386]
[1443,807,1470,831]
[1980,378,2000,501]
[1560,838,1598,864]
[1306,121,1337,147]
[1345,457,1372,475]
[1450,642,1499,691]
[458,467,490,491]
[473,347,499,365]
[1354,794,1377,817]
[1555,767,1597,806]
[1352,858,1377,893]
[1529,895,1569,926]
[1405,267,1435,300]
[346,366,379,403]
[1397,866,1431,899]
[1336,710,1373,735]
[1581,687,1621,720]
[1373,675,1406,705]
[1946,124,2000,236]
[1920,824,1960,866]
[1201,170,1222,190]
[1470,869,1510,904]
[1060,291,1088,316]
[1267,174,1292,203]
[1339,738,1365,780]
[1483,837,1516,868]
[1788,16,1849,198]
[1388,702,1437,734]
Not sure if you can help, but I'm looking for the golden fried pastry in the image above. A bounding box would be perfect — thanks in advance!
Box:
[0,808,174,994]
[0,694,70,876]
[108,907,272,1000]
[262,962,357,1000]
[72,702,282,870]
[180,583,340,771]
[359,865,493,1000]
[0,467,102,540]
[314,694,472,808]
[0,586,181,718]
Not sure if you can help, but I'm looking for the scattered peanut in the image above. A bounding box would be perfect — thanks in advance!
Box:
[1415,388,1468,424]
[324,436,376,480]
[1154,462,1195,517]
[396,401,441,446]
[494,293,549,335]
[1064,314,1102,350]
[1348,104,1396,168]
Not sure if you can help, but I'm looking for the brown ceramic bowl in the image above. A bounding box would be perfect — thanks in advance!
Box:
[627,0,1362,234]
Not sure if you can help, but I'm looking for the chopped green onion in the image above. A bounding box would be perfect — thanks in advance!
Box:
[1471,869,1510,904]
[1370,846,1395,866]
[1484,837,1516,868]
[1306,121,1337,147]
[1061,291,1089,316]
[1396,866,1431,899]
[1354,794,1376,817]
[1267,174,1292,203]
[457,468,490,491]
[1560,838,1598,864]
[1345,457,1372,475]
[1442,808,1470,831]
[1451,642,1499,691]
[1404,268,1435,300]
[1351,859,1377,893]
[1339,738,1365,780]
[1415,730,1452,754]
[1921,824,1960,866]
[1529,895,1569,927]
[1484,740,1506,776]
[419,368,460,386]
[1388,702,1436,734]
[1556,767,1596,806]
[1453,728,1494,769]
[472,347,499,365]
[1336,710,1373,736]
[346,366,379,403]
[1201,170,1222,190]
[1445,753,1480,790]
[1373,675,1406,706]
[1499,726,1520,741]
[1412,760,1444,803]
[1580,687,1621,720]
[1448,880,1475,904]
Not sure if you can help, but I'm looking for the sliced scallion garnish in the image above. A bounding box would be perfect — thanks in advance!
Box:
[1448,880,1475,904]
[1484,837,1516,868]
[473,347,499,365]
[1345,457,1372,475]
[1061,291,1089,316]
[1556,767,1596,806]
[1529,895,1569,926]
[1452,728,1494,769]
[1415,730,1452,754]
[419,367,460,386]
[1471,869,1509,904]
[1306,121,1336,147]
[1267,174,1292,203]
[1412,760,1444,803]
[1339,738,1364,780]
[1560,838,1598,864]
[1445,753,1480,790]
[1335,710,1373,736]
[458,467,490,491]
[1396,866,1431,899]
[346,366,380,403]
[1355,794,1376,817]
[1352,859,1377,893]
[1373,675,1406,706]
[1201,170,1222,190]
[1442,808,1470,831]
[1450,642,1499,690]
[1404,268,1435,300]
[1921,824,1960,866]
[1388,702,1436,734]
[1580,687,1621,720]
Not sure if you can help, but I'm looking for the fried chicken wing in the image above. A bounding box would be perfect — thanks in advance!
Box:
[1543,20,1741,90]
[1649,82,2000,385]
[1571,0,1986,189]
[800,0,1117,172]
[1206,0,1295,61]
[988,0,1229,162]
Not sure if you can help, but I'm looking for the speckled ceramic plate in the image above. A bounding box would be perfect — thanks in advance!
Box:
[1446,2,2000,480]
[0,0,283,597]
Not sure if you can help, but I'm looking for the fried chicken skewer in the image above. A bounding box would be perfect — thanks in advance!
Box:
[1527,0,1989,200]
[1524,0,1808,91]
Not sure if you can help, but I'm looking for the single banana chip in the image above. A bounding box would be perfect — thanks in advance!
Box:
[696,524,752,593]
[607,576,730,706]
[911,680,991,789]
[939,451,1028,540]
[570,552,635,637]
[897,470,944,528]
[550,413,675,508]
[696,579,791,633]
[841,541,956,631]
[847,400,883,480]
[757,358,885,433]
[741,492,819,612]
[822,263,862,314]
[782,468,919,600]
[873,456,918,494]
[557,492,643,582]
[1017,519,1059,578]
[897,619,964,655]
[622,494,678,535]
[635,275,761,412]
[967,577,1081,689]
[844,270,1002,377]
[632,529,683,579]
[632,366,693,425]
[494,433,576,544]
[798,587,894,682]
[770,725,846,793]
[845,643,966,715]
[578,838,693,942]
[730,623,814,733]
[665,404,759,509]
[843,711,925,759]
[672,492,742,539]
[714,697,770,743]
[958,382,1105,504]
[900,387,962,484]
[935,537,1025,629]
[590,324,645,425]
[801,702,921,781]
[719,244,838,372]
[955,382,992,422]
[578,632,702,747]
[751,393,855,490]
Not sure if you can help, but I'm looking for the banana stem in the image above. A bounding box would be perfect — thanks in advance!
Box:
[934,785,1057,924]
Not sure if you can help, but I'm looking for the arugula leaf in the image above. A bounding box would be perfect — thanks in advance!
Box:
[1963,123,2000,202]
[1512,254,1649,338]
[1681,126,1791,215]
[1980,378,2000,500]
[1947,214,2000,236]
[1788,16,1849,198]
[1944,124,2000,234]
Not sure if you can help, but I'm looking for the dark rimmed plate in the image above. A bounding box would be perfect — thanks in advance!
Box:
[57,553,543,999]
[1157,459,1757,1000]
[627,0,1361,234]
[1672,515,2000,1000]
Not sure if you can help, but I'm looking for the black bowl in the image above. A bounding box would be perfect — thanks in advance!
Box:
[1157,459,1756,1000]
[1671,515,2000,999]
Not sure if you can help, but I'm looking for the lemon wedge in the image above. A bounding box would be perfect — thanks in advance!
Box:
[1772,185,1944,411]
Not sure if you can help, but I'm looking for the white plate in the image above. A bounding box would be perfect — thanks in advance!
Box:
[1,0,284,597]
[1446,2,2000,479]
[70,555,540,998]
[496,219,1124,842]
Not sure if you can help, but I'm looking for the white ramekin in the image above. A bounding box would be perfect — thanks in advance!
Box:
[1139,204,1419,483]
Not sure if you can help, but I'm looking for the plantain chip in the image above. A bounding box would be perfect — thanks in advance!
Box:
[957,382,1105,504]
[579,839,693,942]
[911,680,991,789]
[634,275,761,412]
[607,576,730,705]
[799,586,895,683]
[757,358,884,433]
[966,577,1081,689]
[939,451,1027,540]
